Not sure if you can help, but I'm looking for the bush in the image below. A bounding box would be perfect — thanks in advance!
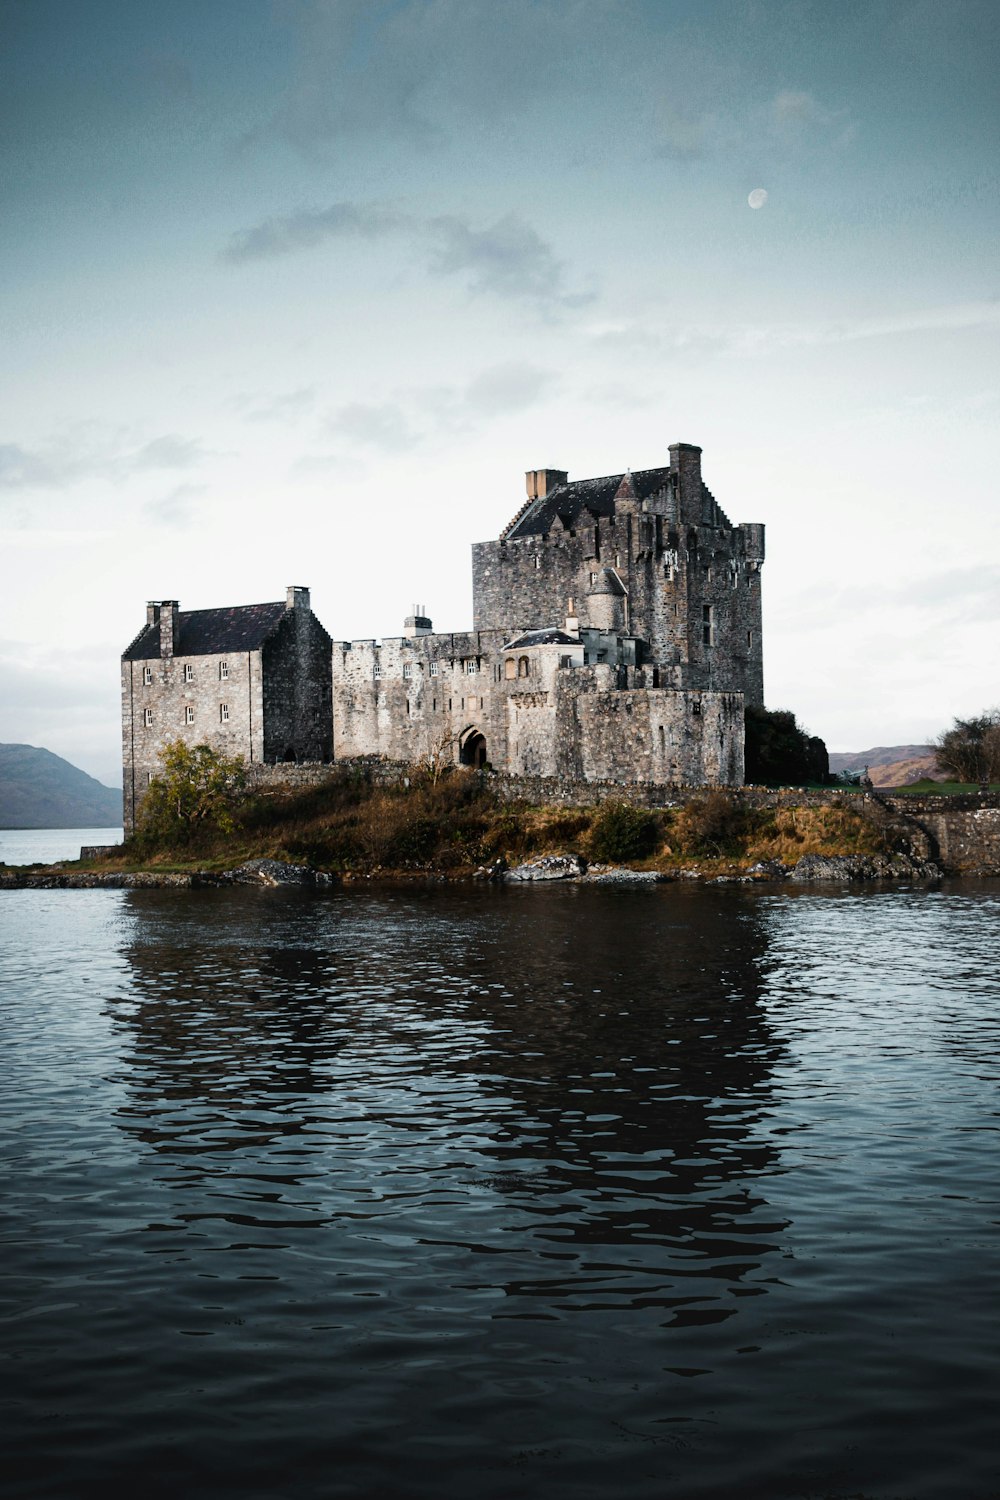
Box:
[589,801,659,862]
[935,710,1000,783]
[139,741,248,840]
[674,791,769,857]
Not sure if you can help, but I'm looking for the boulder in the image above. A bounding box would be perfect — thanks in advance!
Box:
[225,858,315,887]
[505,854,587,882]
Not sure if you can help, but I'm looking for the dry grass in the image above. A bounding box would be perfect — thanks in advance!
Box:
[90,778,891,879]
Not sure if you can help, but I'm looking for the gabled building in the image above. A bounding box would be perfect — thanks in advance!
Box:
[331,443,764,786]
[121,586,331,831]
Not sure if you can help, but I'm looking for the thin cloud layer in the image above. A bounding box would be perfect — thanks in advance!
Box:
[325,361,555,453]
[0,432,211,491]
[222,202,406,264]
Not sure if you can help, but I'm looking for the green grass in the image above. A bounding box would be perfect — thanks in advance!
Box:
[890,780,997,796]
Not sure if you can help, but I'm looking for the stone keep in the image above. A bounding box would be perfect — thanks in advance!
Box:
[121,587,332,831]
[332,443,764,785]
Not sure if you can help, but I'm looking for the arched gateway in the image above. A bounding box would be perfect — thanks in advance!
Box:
[460,730,488,769]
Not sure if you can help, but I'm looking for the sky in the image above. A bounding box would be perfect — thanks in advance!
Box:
[2,0,998,786]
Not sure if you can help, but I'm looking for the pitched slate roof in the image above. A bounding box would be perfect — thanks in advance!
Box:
[501,466,672,540]
[122,602,288,660]
[504,628,581,649]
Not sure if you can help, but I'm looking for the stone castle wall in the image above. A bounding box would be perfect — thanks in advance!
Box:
[122,647,266,832]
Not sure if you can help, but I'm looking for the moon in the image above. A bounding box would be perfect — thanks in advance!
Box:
[748,188,768,209]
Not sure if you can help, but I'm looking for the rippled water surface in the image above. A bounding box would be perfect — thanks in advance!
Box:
[2,882,999,1499]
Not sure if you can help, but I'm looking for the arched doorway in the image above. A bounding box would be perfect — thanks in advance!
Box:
[460,730,488,768]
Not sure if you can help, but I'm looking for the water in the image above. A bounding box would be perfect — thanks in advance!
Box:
[0,826,122,865]
[1,881,998,1499]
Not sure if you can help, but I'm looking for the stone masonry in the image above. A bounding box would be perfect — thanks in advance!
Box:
[121,443,765,826]
[332,444,763,786]
[121,587,332,831]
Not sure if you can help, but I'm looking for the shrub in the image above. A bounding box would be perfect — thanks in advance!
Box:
[139,741,248,840]
[935,710,1000,783]
[589,801,659,862]
[674,791,769,856]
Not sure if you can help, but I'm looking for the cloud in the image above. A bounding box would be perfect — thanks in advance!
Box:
[223,201,593,310]
[132,434,210,470]
[221,201,406,264]
[426,212,592,308]
[652,104,717,162]
[238,387,318,423]
[325,361,555,453]
[585,301,1000,362]
[0,430,212,491]
[326,402,419,453]
[143,482,207,528]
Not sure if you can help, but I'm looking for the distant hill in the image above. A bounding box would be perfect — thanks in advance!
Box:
[828,745,944,788]
[0,744,122,828]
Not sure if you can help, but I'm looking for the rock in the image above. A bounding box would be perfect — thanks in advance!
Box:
[791,852,941,882]
[225,858,315,887]
[747,859,790,880]
[505,854,587,882]
[585,867,668,884]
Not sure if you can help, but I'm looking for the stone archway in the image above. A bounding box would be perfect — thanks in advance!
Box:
[460,730,488,769]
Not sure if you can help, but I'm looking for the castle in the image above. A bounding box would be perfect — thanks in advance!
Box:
[122,443,764,831]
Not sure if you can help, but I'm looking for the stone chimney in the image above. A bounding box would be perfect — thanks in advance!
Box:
[146,602,161,628]
[157,601,179,658]
[525,468,568,501]
[404,604,433,638]
[668,443,702,521]
[286,586,310,611]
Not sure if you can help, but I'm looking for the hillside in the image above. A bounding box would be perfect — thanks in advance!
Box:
[0,744,122,829]
[828,745,943,787]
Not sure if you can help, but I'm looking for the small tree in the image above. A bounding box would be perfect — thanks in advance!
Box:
[140,741,248,838]
[745,706,829,786]
[935,710,1000,783]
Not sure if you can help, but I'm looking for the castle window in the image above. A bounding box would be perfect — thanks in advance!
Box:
[504,658,516,680]
[702,605,714,646]
[567,596,574,614]
[747,630,753,649]
[403,662,413,679]
[373,664,382,679]
[184,706,195,724]
[533,555,541,570]
[142,665,152,686]
[183,664,194,682]
[559,656,572,669]
[143,707,153,727]
[219,661,229,679]
[220,704,229,722]
[589,572,598,585]
[430,661,439,676]
[466,659,477,675]
[692,700,702,717]
[518,657,529,678]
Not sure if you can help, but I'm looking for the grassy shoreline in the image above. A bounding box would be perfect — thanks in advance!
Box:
[6,771,904,883]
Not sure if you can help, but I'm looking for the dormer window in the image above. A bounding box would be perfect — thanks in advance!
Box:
[183,663,194,682]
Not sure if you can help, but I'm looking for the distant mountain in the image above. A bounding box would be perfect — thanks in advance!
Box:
[828,744,944,788]
[0,744,123,829]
